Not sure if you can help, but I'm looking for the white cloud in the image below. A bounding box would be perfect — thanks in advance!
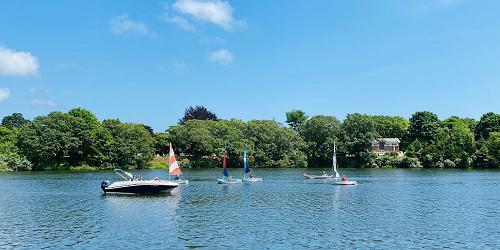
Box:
[110,15,155,36]
[31,99,57,108]
[0,47,39,76]
[168,0,243,31]
[162,4,197,32]
[0,88,10,102]
[208,49,233,64]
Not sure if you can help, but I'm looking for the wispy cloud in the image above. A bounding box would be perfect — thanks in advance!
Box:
[0,47,39,76]
[28,86,48,95]
[163,0,244,31]
[208,49,233,65]
[110,15,156,36]
[0,88,10,102]
[162,4,197,32]
[160,62,188,74]
[31,99,57,108]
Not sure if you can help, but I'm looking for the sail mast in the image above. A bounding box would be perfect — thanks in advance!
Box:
[243,145,247,179]
[333,142,340,178]
[223,154,229,179]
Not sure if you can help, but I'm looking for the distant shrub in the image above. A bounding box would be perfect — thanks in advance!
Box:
[443,159,456,168]
[400,157,422,168]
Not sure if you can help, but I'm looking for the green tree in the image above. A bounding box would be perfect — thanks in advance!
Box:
[475,112,500,140]
[0,126,32,171]
[300,115,341,167]
[100,119,155,168]
[340,113,379,155]
[246,120,307,168]
[66,108,101,166]
[154,132,171,156]
[371,115,409,139]
[17,112,80,169]
[179,105,218,125]
[474,132,500,168]
[405,111,440,143]
[286,109,308,131]
[1,113,29,129]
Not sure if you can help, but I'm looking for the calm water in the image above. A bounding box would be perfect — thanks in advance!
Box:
[0,168,499,249]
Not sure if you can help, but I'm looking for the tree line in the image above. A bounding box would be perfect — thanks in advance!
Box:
[0,106,498,171]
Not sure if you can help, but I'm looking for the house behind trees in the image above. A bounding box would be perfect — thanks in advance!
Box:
[370,138,401,154]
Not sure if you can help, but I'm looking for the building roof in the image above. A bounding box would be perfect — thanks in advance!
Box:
[372,138,400,144]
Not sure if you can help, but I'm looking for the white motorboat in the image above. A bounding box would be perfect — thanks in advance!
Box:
[101,169,179,194]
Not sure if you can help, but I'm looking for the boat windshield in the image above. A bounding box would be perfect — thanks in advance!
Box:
[114,169,134,181]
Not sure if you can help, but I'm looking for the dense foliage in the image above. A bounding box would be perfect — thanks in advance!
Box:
[179,105,218,125]
[0,108,498,171]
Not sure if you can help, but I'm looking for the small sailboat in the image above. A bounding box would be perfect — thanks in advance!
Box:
[242,145,262,182]
[304,143,357,185]
[168,143,188,184]
[217,154,242,184]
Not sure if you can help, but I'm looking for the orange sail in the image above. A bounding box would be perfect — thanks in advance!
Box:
[168,143,181,176]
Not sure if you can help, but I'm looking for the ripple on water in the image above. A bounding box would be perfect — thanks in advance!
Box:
[0,168,500,248]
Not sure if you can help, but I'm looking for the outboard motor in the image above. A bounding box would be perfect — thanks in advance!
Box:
[101,180,110,193]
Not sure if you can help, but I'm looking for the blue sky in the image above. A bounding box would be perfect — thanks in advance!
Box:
[1,0,499,131]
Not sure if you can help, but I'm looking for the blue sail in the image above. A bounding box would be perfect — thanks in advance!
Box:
[244,145,250,174]
[223,155,229,177]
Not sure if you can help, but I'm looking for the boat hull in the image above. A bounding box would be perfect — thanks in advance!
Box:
[242,177,263,182]
[170,179,189,184]
[102,180,179,194]
[217,178,242,184]
[331,180,357,185]
[304,173,338,180]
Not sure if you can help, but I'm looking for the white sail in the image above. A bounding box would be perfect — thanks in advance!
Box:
[332,142,340,178]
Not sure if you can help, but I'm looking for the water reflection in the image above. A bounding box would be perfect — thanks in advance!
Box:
[0,168,499,248]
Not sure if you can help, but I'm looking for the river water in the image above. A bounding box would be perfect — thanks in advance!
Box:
[0,168,499,249]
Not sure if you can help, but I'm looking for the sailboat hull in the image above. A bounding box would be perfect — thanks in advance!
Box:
[304,173,340,180]
[217,178,242,184]
[242,177,263,182]
[332,180,357,185]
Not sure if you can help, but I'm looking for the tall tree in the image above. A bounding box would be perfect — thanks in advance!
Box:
[285,110,308,131]
[300,115,341,167]
[179,105,218,125]
[1,113,29,129]
[404,111,440,146]
[371,115,409,139]
[475,112,500,140]
[340,113,379,154]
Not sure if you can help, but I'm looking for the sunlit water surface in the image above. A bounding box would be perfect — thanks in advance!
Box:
[1,168,499,249]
